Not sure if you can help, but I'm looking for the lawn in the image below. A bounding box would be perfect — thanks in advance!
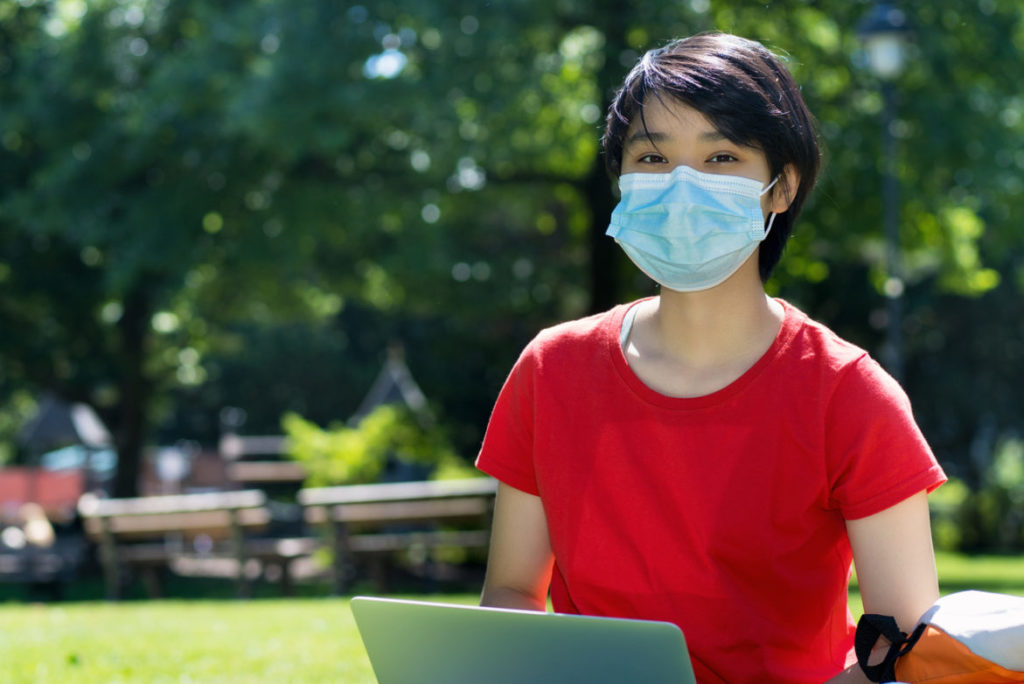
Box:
[1,596,397,683]
[1,552,1021,683]
[0,593,483,683]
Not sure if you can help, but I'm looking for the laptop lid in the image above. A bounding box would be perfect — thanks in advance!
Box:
[350,596,696,684]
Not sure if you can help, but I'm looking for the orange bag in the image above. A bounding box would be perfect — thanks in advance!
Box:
[855,591,1024,683]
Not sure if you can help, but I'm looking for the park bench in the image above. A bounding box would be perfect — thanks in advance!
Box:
[77,489,314,599]
[298,478,498,593]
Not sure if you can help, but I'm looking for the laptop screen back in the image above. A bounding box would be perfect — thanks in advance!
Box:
[351,597,696,684]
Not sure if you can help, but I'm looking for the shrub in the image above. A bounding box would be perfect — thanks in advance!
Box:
[282,405,475,485]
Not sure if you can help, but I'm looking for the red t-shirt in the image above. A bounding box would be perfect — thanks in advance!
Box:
[476,299,946,684]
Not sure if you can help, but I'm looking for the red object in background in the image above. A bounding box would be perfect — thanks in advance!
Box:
[0,467,85,524]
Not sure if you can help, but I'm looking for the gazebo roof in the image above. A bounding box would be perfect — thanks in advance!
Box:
[349,345,431,426]
[17,394,112,454]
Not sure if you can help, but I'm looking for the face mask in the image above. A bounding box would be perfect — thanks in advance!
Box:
[606,165,779,292]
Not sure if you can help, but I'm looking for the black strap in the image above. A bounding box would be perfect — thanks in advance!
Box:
[855,614,927,682]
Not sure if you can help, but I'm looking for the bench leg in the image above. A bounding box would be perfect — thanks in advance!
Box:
[369,554,389,594]
[331,555,345,596]
[96,522,123,600]
[141,566,163,599]
[264,559,294,597]
[275,560,292,597]
[98,548,121,600]
[229,510,251,599]
[236,561,253,599]
[326,520,350,596]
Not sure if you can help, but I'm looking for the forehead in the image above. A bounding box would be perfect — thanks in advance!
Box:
[624,96,723,146]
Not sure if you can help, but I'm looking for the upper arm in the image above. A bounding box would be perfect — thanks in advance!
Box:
[480,482,554,611]
[846,490,939,632]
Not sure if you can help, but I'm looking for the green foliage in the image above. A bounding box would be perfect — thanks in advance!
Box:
[934,205,1001,297]
[283,404,465,486]
[931,437,1024,553]
[2,0,1024,497]
[959,437,1024,552]
[0,391,37,465]
[929,477,971,552]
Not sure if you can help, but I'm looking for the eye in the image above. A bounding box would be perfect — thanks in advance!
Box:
[637,153,668,164]
[707,153,738,163]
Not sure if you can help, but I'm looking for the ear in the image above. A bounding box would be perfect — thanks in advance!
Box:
[768,164,801,214]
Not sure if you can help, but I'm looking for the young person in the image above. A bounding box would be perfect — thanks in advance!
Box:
[476,33,946,683]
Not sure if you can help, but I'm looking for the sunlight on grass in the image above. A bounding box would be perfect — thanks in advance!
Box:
[848,551,1024,621]
[933,551,1024,592]
[1,598,377,683]
[0,594,484,684]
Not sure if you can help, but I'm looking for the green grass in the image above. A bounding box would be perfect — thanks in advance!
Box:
[0,594,481,684]
[2,552,1022,683]
[847,551,1024,620]
[1,598,374,683]
[933,550,1024,593]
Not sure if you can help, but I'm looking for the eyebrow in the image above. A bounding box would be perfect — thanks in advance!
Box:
[624,128,729,149]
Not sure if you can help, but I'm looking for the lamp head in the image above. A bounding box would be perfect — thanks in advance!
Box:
[858,2,912,80]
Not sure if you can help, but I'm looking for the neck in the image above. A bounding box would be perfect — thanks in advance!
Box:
[646,261,782,369]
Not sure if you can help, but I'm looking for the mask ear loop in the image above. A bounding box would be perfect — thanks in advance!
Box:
[759,175,780,197]
[760,175,781,236]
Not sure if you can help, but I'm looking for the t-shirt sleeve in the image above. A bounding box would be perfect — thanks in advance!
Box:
[475,342,540,496]
[825,355,946,520]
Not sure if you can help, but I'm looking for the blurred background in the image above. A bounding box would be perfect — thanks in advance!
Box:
[1,0,1023,590]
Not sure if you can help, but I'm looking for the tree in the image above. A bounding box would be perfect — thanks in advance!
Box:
[2,0,1023,498]
[1,0,334,493]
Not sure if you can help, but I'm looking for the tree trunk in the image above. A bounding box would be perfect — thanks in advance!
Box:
[584,160,620,314]
[112,288,151,498]
[586,0,630,314]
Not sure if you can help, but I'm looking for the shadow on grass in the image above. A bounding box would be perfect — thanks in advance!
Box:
[938,580,1024,594]
[0,561,486,604]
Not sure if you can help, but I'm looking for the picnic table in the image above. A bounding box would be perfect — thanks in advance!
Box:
[77,489,313,598]
[298,478,498,593]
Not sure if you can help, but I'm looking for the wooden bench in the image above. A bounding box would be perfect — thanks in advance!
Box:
[298,478,498,593]
[77,490,303,599]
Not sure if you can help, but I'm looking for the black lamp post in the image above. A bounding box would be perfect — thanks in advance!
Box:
[859,2,911,383]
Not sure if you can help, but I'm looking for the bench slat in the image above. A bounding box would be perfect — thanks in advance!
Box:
[226,461,306,483]
[298,478,497,506]
[347,530,490,554]
[305,497,490,525]
[116,544,177,563]
[78,490,266,517]
[82,508,270,540]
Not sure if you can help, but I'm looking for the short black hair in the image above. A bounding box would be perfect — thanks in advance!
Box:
[602,33,821,281]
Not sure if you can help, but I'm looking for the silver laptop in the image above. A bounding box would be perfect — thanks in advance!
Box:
[350,596,696,684]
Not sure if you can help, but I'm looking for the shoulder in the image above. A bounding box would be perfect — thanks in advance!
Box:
[523,301,633,365]
[778,301,868,362]
[777,299,902,397]
[777,299,908,404]
[779,299,870,372]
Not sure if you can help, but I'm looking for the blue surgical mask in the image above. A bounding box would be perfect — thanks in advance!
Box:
[606,165,778,292]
